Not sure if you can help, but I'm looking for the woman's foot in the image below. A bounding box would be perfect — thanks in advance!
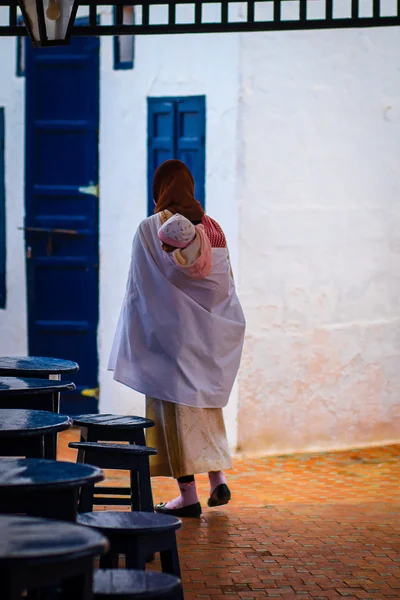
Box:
[156,501,202,518]
[155,477,202,518]
[208,471,231,507]
[208,484,231,507]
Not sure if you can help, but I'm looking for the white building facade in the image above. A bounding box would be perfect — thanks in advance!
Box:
[1,11,400,455]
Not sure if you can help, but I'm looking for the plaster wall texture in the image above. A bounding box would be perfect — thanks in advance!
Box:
[237,28,400,455]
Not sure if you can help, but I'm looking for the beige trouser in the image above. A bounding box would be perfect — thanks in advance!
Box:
[145,397,232,479]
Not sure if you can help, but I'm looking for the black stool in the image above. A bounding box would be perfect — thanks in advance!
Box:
[0,408,71,459]
[0,458,103,522]
[94,569,183,600]
[0,514,108,600]
[78,512,182,577]
[73,414,155,446]
[69,441,157,512]
[73,414,155,506]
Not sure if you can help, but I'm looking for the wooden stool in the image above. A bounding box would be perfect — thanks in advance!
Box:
[69,441,157,512]
[0,514,108,600]
[0,356,79,420]
[0,376,76,413]
[0,408,71,459]
[0,378,75,459]
[0,457,103,522]
[78,512,182,577]
[73,414,155,446]
[73,414,155,506]
[93,569,183,600]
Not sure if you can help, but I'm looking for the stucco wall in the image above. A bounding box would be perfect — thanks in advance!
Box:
[98,22,241,448]
[237,28,400,455]
[0,25,27,355]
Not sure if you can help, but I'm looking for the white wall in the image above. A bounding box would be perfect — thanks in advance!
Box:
[237,28,400,455]
[98,20,241,448]
[0,23,27,355]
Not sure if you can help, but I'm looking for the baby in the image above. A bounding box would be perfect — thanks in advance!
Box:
[158,213,213,279]
[158,213,196,253]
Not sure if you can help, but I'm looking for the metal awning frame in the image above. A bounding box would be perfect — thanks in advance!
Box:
[1,0,399,38]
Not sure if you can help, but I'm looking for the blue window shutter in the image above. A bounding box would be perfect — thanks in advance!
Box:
[147,98,175,216]
[176,96,206,209]
[0,108,5,309]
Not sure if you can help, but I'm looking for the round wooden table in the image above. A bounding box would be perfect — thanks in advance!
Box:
[0,356,79,379]
[0,457,104,521]
[0,514,108,600]
[0,408,71,459]
[0,376,75,410]
[0,378,76,458]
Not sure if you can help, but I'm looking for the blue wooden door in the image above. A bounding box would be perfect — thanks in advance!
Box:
[25,34,100,414]
[147,96,206,216]
[0,108,5,309]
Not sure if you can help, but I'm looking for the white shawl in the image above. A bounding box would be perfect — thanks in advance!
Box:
[108,214,245,409]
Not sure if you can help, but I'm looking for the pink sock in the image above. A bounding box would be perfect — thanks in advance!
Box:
[164,480,199,510]
[208,471,227,495]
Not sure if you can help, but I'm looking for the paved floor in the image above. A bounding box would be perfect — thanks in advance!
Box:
[60,430,400,599]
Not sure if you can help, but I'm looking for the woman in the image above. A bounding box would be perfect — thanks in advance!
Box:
[108,160,245,518]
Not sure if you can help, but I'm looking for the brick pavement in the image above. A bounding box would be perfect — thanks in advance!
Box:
[60,430,400,599]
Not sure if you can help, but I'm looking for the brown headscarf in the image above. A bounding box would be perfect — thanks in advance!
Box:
[153,159,205,223]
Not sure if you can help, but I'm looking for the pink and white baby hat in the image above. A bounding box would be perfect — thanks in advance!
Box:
[158,213,196,249]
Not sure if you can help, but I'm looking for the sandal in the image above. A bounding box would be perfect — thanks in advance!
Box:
[207,484,231,507]
[155,502,202,518]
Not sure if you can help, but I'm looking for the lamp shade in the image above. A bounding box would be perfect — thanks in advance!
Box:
[18,0,79,46]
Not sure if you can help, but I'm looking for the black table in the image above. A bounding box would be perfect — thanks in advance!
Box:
[0,356,79,379]
[0,408,71,459]
[0,515,108,600]
[0,379,76,457]
[0,376,76,412]
[0,457,104,521]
